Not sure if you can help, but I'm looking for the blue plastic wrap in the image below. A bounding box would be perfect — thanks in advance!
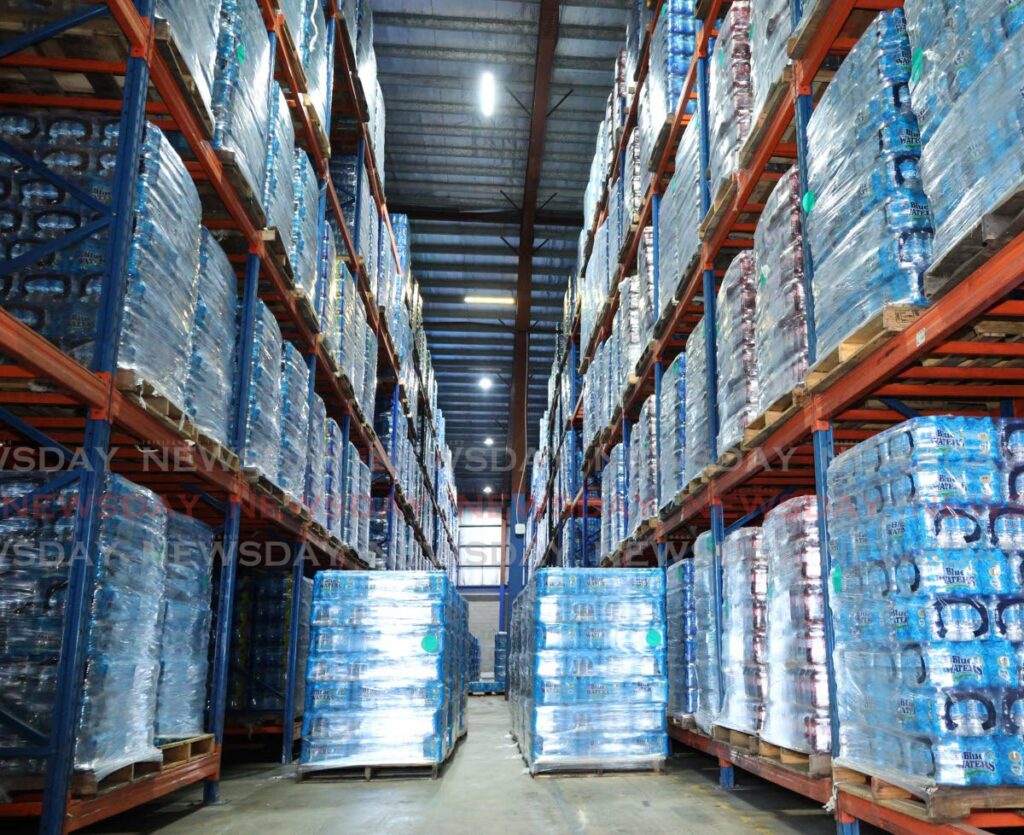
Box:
[509,569,668,774]
[601,444,628,559]
[753,167,808,415]
[325,417,346,541]
[657,113,702,323]
[761,495,830,754]
[263,83,296,256]
[718,528,766,735]
[750,0,794,129]
[628,396,659,534]
[667,559,697,721]
[241,300,283,481]
[300,571,467,771]
[715,250,758,456]
[155,0,222,122]
[683,316,711,486]
[291,149,319,304]
[904,0,1024,268]
[0,473,167,778]
[647,0,697,165]
[707,2,752,203]
[278,340,311,503]
[829,416,1024,790]
[693,531,720,734]
[806,9,933,361]
[187,229,237,448]
[119,123,201,406]
[156,512,214,740]
[362,324,378,420]
[308,394,328,528]
[320,224,340,367]
[212,0,271,200]
[659,354,686,509]
[494,631,508,685]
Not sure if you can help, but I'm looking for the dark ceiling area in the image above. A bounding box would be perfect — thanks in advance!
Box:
[374,0,629,496]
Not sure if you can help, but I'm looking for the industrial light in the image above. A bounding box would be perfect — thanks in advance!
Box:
[484,437,494,447]
[483,485,493,495]
[465,294,515,306]
[479,376,493,391]
[480,71,496,116]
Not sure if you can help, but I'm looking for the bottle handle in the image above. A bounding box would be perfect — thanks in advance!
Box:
[934,596,989,639]
[995,597,1024,638]
[944,690,997,733]
[933,507,982,543]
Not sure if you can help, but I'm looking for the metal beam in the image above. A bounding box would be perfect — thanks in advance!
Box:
[375,11,623,42]
[395,205,581,226]
[511,0,560,498]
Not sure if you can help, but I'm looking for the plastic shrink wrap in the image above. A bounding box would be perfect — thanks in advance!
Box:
[300,572,466,770]
[155,0,222,121]
[618,274,646,387]
[683,316,711,486]
[601,444,628,558]
[707,2,752,203]
[753,167,807,415]
[187,229,237,448]
[628,397,658,534]
[718,528,767,735]
[806,8,932,362]
[325,417,346,541]
[277,340,311,503]
[495,632,509,686]
[625,0,653,83]
[715,250,758,456]
[509,569,668,774]
[693,532,720,734]
[659,355,685,510]
[829,416,1024,790]
[241,300,283,481]
[362,326,379,421]
[263,83,296,260]
[666,560,697,721]
[657,112,701,324]
[647,0,697,161]
[307,394,328,528]
[0,474,167,778]
[229,570,309,713]
[212,0,271,201]
[320,225,340,366]
[761,496,830,753]
[301,3,331,134]
[905,0,1024,267]
[291,150,320,303]
[156,512,214,740]
[749,0,794,130]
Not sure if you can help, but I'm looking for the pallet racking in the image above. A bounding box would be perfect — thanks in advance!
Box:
[527,0,1024,832]
[0,1,457,831]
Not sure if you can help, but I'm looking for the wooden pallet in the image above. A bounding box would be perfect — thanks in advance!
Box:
[699,175,738,242]
[712,725,758,754]
[153,19,214,140]
[301,92,331,159]
[157,734,217,769]
[757,740,830,779]
[297,760,443,782]
[261,227,295,287]
[668,714,696,731]
[274,11,309,95]
[530,760,666,779]
[925,182,1024,301]
[115,369,197,442]
[742,384,808,451]
[195,430,240,472]
[212,148,267,230]
[804,304,923,394]
[648,114,675,174]
[738,67,793,171]
[834,766,1024,824]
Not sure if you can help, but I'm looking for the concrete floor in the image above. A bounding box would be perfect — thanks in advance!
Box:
[82,698,841,834]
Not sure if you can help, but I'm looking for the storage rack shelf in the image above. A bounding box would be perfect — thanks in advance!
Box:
[0,1,457,832]
[527,0,1024,832]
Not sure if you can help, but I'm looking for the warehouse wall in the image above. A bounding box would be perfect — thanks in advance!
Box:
[466,593,501,677]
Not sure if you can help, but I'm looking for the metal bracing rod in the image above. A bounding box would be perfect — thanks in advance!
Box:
[40,3,152,827]
[0,404,74,467]
[0,4,108,59]
[282,542,306,765]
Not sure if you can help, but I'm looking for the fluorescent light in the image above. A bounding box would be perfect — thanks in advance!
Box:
[465,294,515,306]
[484,437,494,447]
[479,376,493,391]
[480,71,496,116]
[483,485,493,495]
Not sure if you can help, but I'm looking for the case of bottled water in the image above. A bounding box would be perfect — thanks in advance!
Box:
[601,444,628,558]
[277,341,311,503]
[715,250,758,456]
[754,167,809,415]
[509,569,668,774]
[212,0,271,201]
[241,300,283,482]
[749,0,794,131]
[647,0,697,166]
[683,316,711,486]
[263,84,296,258]
[291,149,319,303]
[155,0,221,125]
[628,396,659,534]
[301,2,330,133]
[694,532,720,734]
[830,416,1024,789]
[667,559,698,721]
[659,355,686,509]
[904,0,1024,269]
[187,229,237,449]
[325,417,346,541]
[657,113,702,324]
[300,571,468,771]
[708,2,752,203]
[155,512,214,741]
[761,496,831,754]
[307,394,328,528]
[806,9,933,362]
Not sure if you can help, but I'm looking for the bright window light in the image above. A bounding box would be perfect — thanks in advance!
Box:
[479,376,493,391]
[480,71,496,116]
[465,294,515,306]
[484,437,494,447]
[483,485,493,495]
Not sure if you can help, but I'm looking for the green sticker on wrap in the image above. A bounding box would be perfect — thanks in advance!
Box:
[421,633,440,653]
[832,565,842,595]
[802,190,816,214]
[911,47,924,84]
[237,42,246,64]
[646,628,663,648]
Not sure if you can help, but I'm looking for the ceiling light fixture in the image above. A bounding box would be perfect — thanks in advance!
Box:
[484,437,494,447]
[483,485,493,495]
[465,294,515,306]
[480,71,496,117]
[479,376,493,391]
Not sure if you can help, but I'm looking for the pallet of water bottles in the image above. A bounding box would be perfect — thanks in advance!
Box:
[468,680,505,696]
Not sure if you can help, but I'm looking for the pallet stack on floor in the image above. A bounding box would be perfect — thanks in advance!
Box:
[524,0,1024,830]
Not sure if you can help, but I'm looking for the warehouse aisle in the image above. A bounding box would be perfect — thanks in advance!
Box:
[89,699,838,835]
